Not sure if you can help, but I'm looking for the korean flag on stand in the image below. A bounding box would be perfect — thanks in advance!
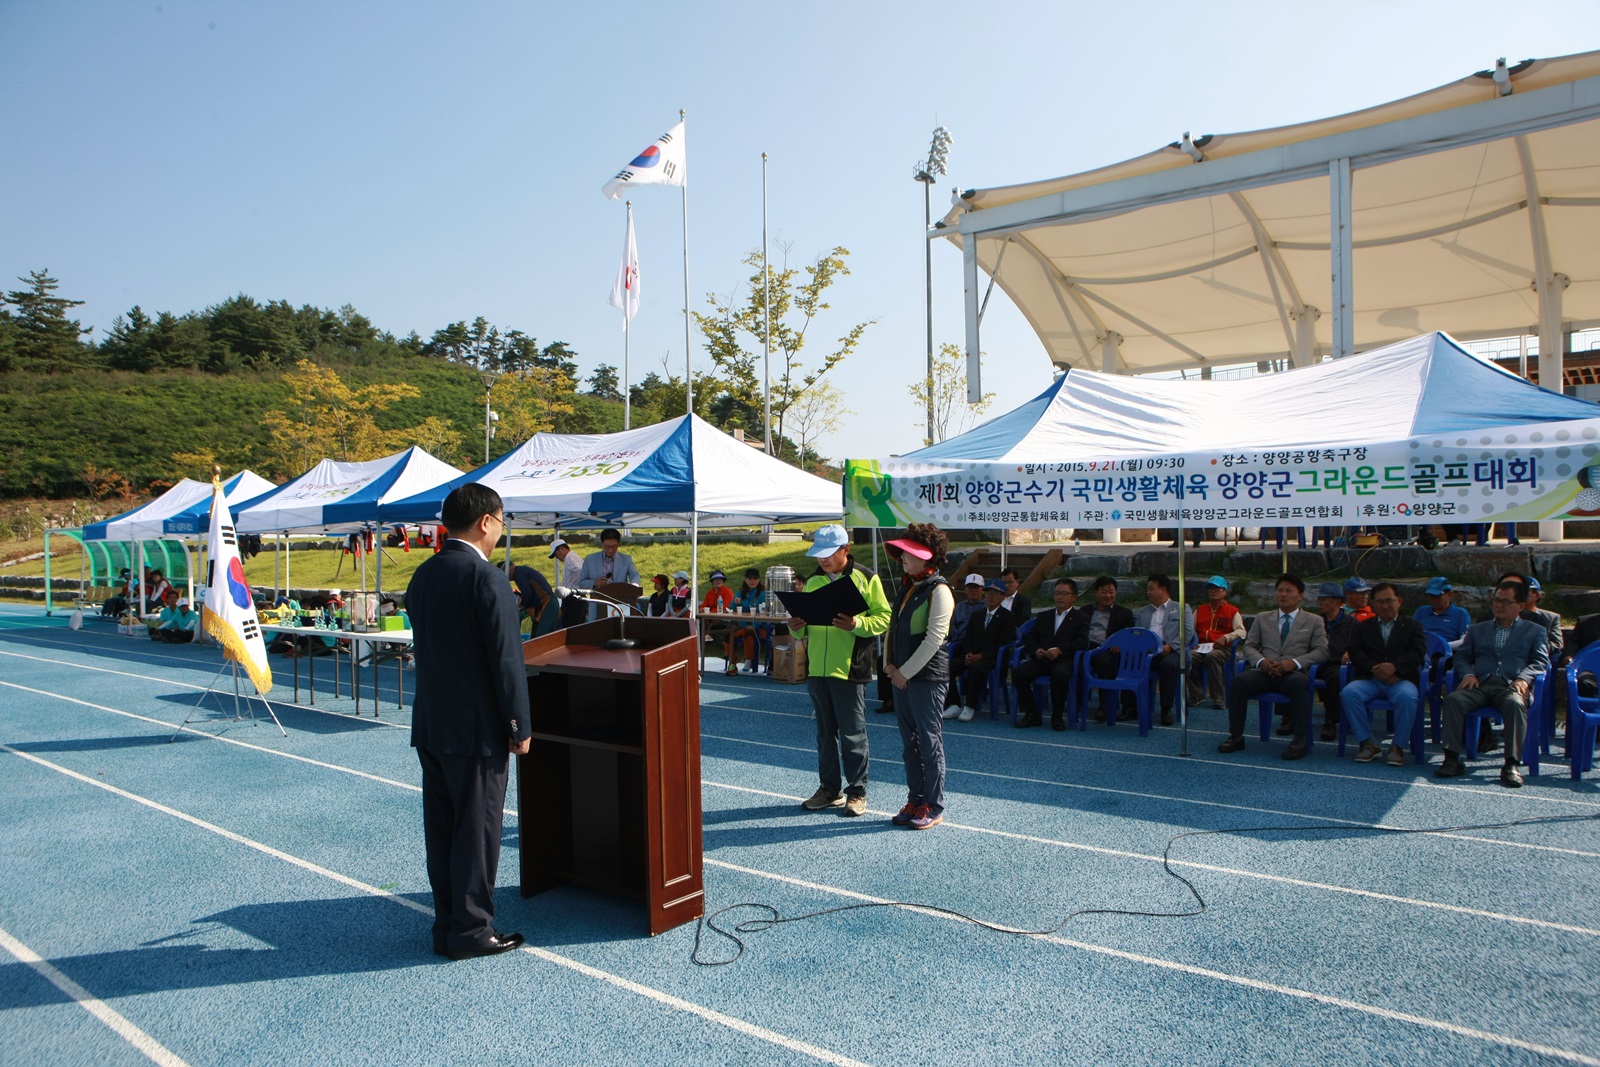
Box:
[602,121,686,199]
[202,475,273,695]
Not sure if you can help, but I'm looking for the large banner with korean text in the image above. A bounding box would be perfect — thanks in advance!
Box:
[844,419,1600,529]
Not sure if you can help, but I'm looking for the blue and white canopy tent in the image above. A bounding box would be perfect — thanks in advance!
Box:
[54,470,278,613]
[382,413,845,598]
[232,447,463,602]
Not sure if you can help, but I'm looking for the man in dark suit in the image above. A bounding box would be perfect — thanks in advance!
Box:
[1309,582,1356,742]
[1000,568,1032,626]
[407,483,532,960]
[1085,575,1138,722]
[1014,578,1090,731]
[948,580,1016,722]
[1218,573,1330,759]
[1436,579,1550,787]
[1340,582,1427,766]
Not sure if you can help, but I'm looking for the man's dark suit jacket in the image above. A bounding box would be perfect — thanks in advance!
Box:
[1022,605,1090,659]
[960,607,1017,663]
[407,541,532,756]
[1347,614,1428,685]
[1323,610,1355,665]
[1086,603,1136,648]
[1006,593,1033,626]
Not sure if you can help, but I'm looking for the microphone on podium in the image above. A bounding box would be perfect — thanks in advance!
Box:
[554,586,639,649]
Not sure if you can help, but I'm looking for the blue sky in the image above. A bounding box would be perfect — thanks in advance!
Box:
[3,1,1597,462]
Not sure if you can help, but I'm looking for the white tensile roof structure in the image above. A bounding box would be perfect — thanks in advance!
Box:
[941,50,1600,387]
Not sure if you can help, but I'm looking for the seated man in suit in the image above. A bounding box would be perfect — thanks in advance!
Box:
[1218,573,1329,760]
[1085,576,1138,723]
[1013,578,1089,731]
[1436,580,1550,787]
[1133,573,1196,726]
[1189,575,1244,710]
[946,580,1016,723]
[1305,582,1356,742]
[1340,582,1428,766]
[999,568,1033,626]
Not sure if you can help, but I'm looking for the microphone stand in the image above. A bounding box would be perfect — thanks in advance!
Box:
[554,586,638,649]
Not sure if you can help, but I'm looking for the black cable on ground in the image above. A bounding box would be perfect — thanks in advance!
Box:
[691,809,1600,966]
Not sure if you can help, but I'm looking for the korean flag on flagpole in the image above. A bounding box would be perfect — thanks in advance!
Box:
[202,477,273,694]
[602,121,686,199]
[608,208,640,323]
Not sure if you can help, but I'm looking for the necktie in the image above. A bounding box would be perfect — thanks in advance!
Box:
[1279,612,1292,646]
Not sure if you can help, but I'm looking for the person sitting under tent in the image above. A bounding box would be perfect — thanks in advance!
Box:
[999,568,1032,625]
[1219,573,1329,760]
[946,580,1015,723]
[1343,577,1375,621]
[150,591,199,643]
[645,574,671,616]
[1341,582,1428,766]
[1086,576,1138,723]
[1134,573,1196,726]
[941,574,988,714]
[1188,575,1244,710]
[147,569,173,608]
[724,568,769,674]
[1013,578,1089,730]
[667,570,693,617]
[1298,582,1355,743]
[1413,577,1470,648]
[102,568,132,617]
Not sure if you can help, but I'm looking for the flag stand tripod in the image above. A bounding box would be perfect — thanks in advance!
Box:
[172,657,286,740]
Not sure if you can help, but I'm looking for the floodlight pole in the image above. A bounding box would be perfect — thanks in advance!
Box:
[480,370,500,463]
[920,172,935,445]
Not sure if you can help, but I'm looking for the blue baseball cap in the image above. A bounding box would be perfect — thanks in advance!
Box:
[1527,576,1542,592]
[1316,582,1345,599]
[1424,577,1453,596]
[1344,577,1371,593]
[985,579,1006,593]
[807,524,850,557]
[1206,575,1228,589]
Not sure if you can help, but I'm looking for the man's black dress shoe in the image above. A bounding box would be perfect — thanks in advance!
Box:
[447,932,525,961]
[1216,736,1245,753]
[1500,763,1524,788]
[1280,742,1307,761]
[1319,722,1338,743]
[1050,717,1066,732]
[1274,717,1294,737]
[1014,713,1041,729]
[1159,711,1174,726]
[1434,753,1465,778]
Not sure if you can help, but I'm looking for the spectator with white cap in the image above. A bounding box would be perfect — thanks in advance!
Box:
[549,537,584,627]
[667,570,692,617]
[788,524,891,818]
[1413,577,1470,648]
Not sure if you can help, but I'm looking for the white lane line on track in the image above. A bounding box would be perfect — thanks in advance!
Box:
[0,680,421,794]
[0,923,191,1067]
[0,743,873,1067]
[0,645,410,730]
[703,779,1600,938]
[703,732,1600,858]
[703,856,1600,1067]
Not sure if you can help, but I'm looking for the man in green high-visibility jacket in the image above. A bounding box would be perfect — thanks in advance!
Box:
[788,524,892,819]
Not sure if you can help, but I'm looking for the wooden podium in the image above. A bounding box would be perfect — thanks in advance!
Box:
[519,616,703,936]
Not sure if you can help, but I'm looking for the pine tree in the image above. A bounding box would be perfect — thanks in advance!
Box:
[3,270,94,371]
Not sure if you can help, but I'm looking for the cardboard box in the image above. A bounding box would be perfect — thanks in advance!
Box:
[770,638,808,684]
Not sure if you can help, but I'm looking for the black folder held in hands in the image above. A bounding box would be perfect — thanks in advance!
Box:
[775,577,870,628]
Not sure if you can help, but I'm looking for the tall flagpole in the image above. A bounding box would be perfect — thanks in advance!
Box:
[762,151,772,454]
[624,200,633,430]
[680,108,693,415]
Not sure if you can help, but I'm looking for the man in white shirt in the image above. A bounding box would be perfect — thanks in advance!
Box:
[550,537,586,628]
[1133,573,1196,726]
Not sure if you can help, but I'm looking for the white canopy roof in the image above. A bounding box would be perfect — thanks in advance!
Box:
[943,50,1600,374]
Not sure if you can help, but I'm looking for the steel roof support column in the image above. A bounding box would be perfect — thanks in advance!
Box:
[1329,158,1354,360]
[1516,134,1570,542]
[1100,331,1124,545]
[963,235,983,403]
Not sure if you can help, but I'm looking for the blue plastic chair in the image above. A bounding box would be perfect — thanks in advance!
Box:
[1563,645,1600,780]
[1422,632,1454,744]
[994,617,1035,720]
[1079,627,1161,735]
